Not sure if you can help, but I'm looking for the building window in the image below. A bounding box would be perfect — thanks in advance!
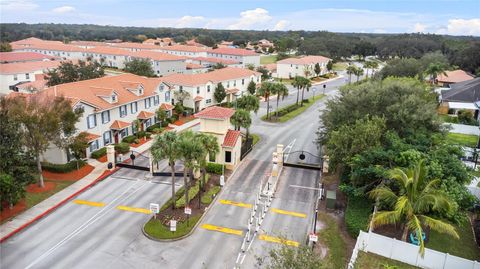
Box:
[101,110,110,124]
[87,114,97,129]
[233,80,236,87]
[227,82,230,87]
[132,122,137,134]
[207,85,211,92]
[145,119,152,128]
[225,151,232,163]
[89,140,99,152]
[257,77,259,82]
[130,102,138,113]
[120,128,128,139]
[242,79,245,85]
[25,73,30,79]
[165,91,171,102]
[119,105,128,117]
[111,94,117,102]
[206,99,212,104]
[197,87,200,94]
[13,74,18,81]
[145,98,151,108]
[154,95,159,105]
[103,131,112,145]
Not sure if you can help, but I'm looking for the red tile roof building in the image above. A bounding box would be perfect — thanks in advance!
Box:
[437,70,475,86]
[207,48,260,67]
[0,52,58,63]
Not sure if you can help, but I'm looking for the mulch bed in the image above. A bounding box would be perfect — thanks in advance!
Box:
[42,164,95,181]
[0,199,27,222]
[130,137,151,148]
[97,155,108,163]
[172,115,195,126]
[26,182,56,193]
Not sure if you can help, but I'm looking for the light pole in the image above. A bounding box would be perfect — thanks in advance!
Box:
[323,84,326,95]
[312,87,317,100]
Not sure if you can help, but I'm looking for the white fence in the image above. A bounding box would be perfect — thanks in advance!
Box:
[446,123,480,136]
[468,186,480,199]
[348,231,480,269]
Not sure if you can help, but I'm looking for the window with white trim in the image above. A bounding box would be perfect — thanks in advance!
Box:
[87,114,97,129]
[206,99,212,104]
[89,140,99,152]
[130,102,138,113]
[145,98,151,108]
[165,91,170,102]
[119,105,128,117]
[101,111,110,124]
[25,73,30,79]
[103,131,112,145]
[154,95,159,105]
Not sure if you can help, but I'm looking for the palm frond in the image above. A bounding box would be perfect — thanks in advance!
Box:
[369,187,398,206]
[394,196,412,217]
[406,215,425,256]
[388,168,409,188]
[419,215,459,239]
[372,211,400,228]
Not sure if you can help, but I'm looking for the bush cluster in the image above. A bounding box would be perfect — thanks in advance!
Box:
[90,147,107,159]
[42,160,86,173]
[122,135,137,144]
[114,142,130,154]
[345,195,373,237]
[206,163,224,175]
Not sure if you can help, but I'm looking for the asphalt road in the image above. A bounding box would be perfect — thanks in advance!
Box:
[0,70,350,269]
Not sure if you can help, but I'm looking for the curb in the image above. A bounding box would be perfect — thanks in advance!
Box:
[0,167,120,243]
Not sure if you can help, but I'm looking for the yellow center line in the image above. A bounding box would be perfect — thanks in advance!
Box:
[201,224,243,236]
[116,205,151,214]
[73,199,105,207]
[271,208,307,218]
[219,199,252,208]
[259,234,299,247]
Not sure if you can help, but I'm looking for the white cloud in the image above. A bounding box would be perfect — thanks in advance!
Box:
[446,18,480,36]
[228,8,272,30]
[176,16,207,28]
[273,20,290,31]
[0,0,38,11]
[413,22,427,33]
[52,6,76,14]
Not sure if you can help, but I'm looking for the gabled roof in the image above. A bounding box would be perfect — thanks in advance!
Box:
[137,111,155,119]
[160,103,174,111]
[222,129,241,148]
[0,60,61,74]
[195,106,235,120]
[226,88,240,94]
[437,70,475,84]
[82,132,101,142]
[441,77,480,103]
[0,52,57,63]
[110,120,131,130]
[194,96,204,102]
[209,48,258,56]
[85,46,131,56]
[129,50,186,62]
[277,55,331,65]
[161,67,260,87]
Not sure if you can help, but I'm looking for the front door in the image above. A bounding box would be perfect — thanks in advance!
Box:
[114,132,119,144]
[195,101,200,113]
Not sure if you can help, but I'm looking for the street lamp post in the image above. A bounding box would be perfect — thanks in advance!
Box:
[323,84,326,95]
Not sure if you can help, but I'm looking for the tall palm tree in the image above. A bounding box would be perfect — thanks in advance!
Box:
[355,67,364,82]
[292,76,303,106]
[346,65,356,84]
[151,132,180,209]
[258,82,275,120]
[274,83,289,117]
[369,160,459,255]
[177,131,205,208]
[300,77,312,106]
[363,61,374,78]
[235,95,260,114]
[196,133,220,193]
[424,63,447,85]
[230,109,252,135]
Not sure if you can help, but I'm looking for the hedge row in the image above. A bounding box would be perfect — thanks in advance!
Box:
[42,160,86,173]
[345,195,373,237]
[91,147,107,159]
[114,142,130,154]
[206,163,224,175]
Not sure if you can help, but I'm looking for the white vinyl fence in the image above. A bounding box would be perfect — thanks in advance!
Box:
[348,231,480,269]
[468,186,480,199]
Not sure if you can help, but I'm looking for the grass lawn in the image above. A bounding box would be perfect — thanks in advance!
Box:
[262,94,325,123]
[260,55,277,65]
[426,218,480,261]
[333,62,348,71]
[251,133,261,146]
[355,251,420,269]
[317,212,348,268]
[446,133,478,147]
[144,214,202,240]
[25,180,74,207]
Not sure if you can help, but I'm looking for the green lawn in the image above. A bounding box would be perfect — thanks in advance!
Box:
[262,94,325,123]
[25,180,74,207]
[251,133,261,146]
[446,133,478,147]
[317,212,348,268]
[355,251,420,269]
[333,62,349,71]
[144,214,202,240]
[260,55,278,65]
[427,219,480,261]
[200,185,221,204]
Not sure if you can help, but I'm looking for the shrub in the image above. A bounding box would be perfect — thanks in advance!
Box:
[122,135,137,144]
[133,138,140,144]
[145,132,152,139]
[151,128,163,134]
[91,147,107,159]
[42,160,86,173]
[136,130,147,138]
[175,175,210,208]
[114,142,130,154]
[206,163,224,175]
[345,195,372,237]
[201,185,221,205]
[146,123,160,132]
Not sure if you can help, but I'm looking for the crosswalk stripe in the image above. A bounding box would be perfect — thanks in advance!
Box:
[73,200,105,207]
[201,224,243,236]
[219,199,252,208]
[259,234,299,247]
[116,205,151,214]
[271,208,307,218]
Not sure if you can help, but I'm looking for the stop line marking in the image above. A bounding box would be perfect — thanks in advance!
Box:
[201,224,243,236]
[219,199,253,208]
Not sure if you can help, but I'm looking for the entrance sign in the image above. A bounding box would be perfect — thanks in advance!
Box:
[309,233,318,242]
[170,220,177,232]
[184,207,192,215]
[150,203,159,214]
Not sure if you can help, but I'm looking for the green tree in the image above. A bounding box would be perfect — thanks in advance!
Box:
[291,76,304,106]
[235,95,260,114]
[5,95,82,188]
[377,58,423,80]
[370,160,459,255]
[151,132,180,209]
[173,90,190,107]
[299,77,312,106]
[0,42,12,52]
[363,61,378,78]
[156,108,168,126]
[211,63,226,70]
[195,133,219,193]
[326,60,333,72]
[230,109,252,138]
[0,173,25,210]
[214,82,227,104]
[314,63,321,77]
[247,80,256,95]
[354,66,364,82]
[124,58,156,77]
[346,65,357,84]
[256,66,270,80]
[46,60,104,86]
[69,132,89,170]
[258,82,275,119]
[261,245,326,269]
[246,64,255,71]
[424,63,447,84]
[274,83,289,117]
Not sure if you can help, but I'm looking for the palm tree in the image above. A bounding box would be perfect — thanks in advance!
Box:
[346,65,356,84]
[195,133,219,204]
[274,83,289,117]
[177,131,205,208]
[424,63,447,85]
[355,67,364,82]
[230,109,252,137]
[151,132,180,209]
[292,76,303,106]
[363,61,375,78]
[258,82,275,120]
[235,95,260,114]
[369,160,459,255]
[300,77,312,106]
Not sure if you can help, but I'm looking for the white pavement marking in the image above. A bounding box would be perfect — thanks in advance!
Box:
[282,139,296,162]
[25,180,148,269]
[289,184,323,191]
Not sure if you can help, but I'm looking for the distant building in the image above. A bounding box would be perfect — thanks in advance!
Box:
[0,52,58,63]
[276,55,331,79]
[195,106,242,170]
[207,48,260,67]
[436,70,475,87]
[440,77,480,120]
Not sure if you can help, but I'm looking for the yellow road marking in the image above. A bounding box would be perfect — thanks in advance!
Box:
[219,199,252,208]
[73,200,105,207]
[116,205,151,214]
[201,224,243,236]
[259,234,299,247]
[271,208,307,218]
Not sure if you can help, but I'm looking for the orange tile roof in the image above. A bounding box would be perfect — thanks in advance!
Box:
[82,132,101,142]
[16,79,47,91]
[0,52,57,63]
[162,67,260,86]
[437,70,475,84]
[195,106,235,120]
[209,48,258,56]
[159,45,211,53]
[16,42,85,52]
[160,103,174,111]
[0,60,61,74]
[111,42,160,50]
[277,55,331,65]
[186,63,204,69]
[137,110,155,119]
[10,37,63,46]
[263,63,277,71]
[110,120,131,130]
[194,96,204,102]
[222,129,241,148]
[129,50,185,62]
[36,73,165,111]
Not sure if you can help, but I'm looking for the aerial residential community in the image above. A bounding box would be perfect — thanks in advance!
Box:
[0,1,479,269]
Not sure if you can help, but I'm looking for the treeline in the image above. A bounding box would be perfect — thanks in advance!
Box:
[1,23,479,72]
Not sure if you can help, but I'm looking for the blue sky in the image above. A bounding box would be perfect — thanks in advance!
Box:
[1,0,479,35]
